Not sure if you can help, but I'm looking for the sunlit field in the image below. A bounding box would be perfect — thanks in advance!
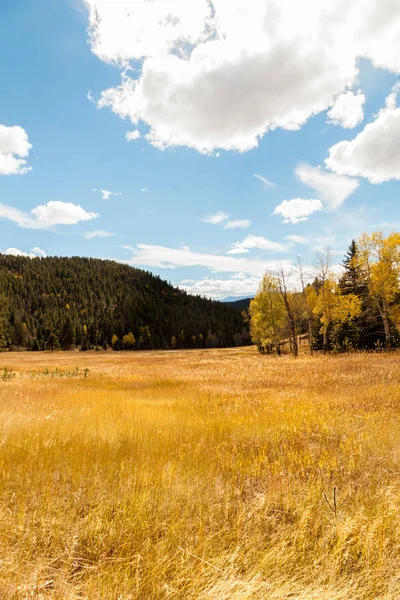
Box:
[0,348,399,599]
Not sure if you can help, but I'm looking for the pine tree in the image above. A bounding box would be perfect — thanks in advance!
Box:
[0,292,8,349]
[337,240,365,349]
[46,332,60,352]
[60,316,75,350]
[340,240,360,295]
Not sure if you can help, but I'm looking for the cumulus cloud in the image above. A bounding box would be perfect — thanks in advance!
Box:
[202,211,229,225]
[126,129,141,141]
[101,189,113,200]
[254,173,275,189]
[2,247,46,259]
[226,235,287,255]
[84,230,115,239]
[178,263,332,299]
[100,189,121,200]
[123,243,291,276]
[31,247,47,257]
[0,125,32,175]
[85,0,211,62]
[327,91,365,129]
[31,201,99,226]
[0,201,98,229]
[179,273,261,300]
[295,163,360,210]
[224,219,251,230]
[85,0,400,154]
[274,198,323,224]
[325,86,400,183]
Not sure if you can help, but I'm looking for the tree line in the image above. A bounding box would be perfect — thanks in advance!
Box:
[0,255,250,351]
[249,231,400,355]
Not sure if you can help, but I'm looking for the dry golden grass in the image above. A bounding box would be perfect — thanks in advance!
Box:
[0,347,399,599]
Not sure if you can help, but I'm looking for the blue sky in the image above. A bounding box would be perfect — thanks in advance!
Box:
[1,0,399,298]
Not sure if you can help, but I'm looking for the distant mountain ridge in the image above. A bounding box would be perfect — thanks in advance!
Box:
[222,295,254,303]
[0,255,250,351]
[222,296,253,310]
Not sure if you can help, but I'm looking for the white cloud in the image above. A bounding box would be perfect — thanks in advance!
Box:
[285,235,310,245]
[325,86,400,183]
[202,211,229,225]
[2,247,46,259]
[179,273,260,300]
[98,189,121,199]
[254,173,275,189]
[87,90,95,103]
[123,243,292,276]
[141,187,148,193]
[31,247,47,257]
[0,201,99,230]
[224,219,251,230]
[126,129,141,141]
[31,201,99,226]
[226,235,287,255]
[274,198,323,224]
[84,0,212,62]
[85,0,400,154]
[0,125,32,175]
[285,231,337,249]
[0,204,43,229]
[84,230,115,239]
[122,243,345,298]
[178,263,339,299]
[295,163,360,211]
[327,91,365,129]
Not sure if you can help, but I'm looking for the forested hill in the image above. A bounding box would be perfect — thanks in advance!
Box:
[0,255,250,351]
[224,297,252,310]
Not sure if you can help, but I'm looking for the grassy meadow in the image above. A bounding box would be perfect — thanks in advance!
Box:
[0,348,399,599]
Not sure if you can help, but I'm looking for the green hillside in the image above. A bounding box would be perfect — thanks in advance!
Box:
[0,255,250,351]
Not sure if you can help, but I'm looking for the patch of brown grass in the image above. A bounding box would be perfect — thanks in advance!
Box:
[0,348,399,599]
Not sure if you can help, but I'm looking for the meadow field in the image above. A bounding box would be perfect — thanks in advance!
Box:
[0,348,399,599]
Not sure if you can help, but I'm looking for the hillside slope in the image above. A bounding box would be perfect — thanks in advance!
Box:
[0,255,250,350]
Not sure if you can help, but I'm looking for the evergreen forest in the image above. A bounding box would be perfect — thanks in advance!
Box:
[0,255,250,351]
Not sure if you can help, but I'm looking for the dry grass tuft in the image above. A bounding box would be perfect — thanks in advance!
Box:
[0,348,399,599]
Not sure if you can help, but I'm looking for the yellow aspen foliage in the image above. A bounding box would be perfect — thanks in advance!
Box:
[357,231,400,346]
[249,274,286,354]
[122,332,136,348]
[313,277,361,351]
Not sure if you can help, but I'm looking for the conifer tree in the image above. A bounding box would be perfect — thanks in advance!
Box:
[60,316,75,350]
[46,332,60,352]
[0,292,7,349]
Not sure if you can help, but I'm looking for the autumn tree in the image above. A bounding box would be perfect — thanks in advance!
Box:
[277,265,298,357]
[313,276,361,353]
[357,231,400,347]
[122,332,136,349]
[250,274,286,355]
[297,257,315,355]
